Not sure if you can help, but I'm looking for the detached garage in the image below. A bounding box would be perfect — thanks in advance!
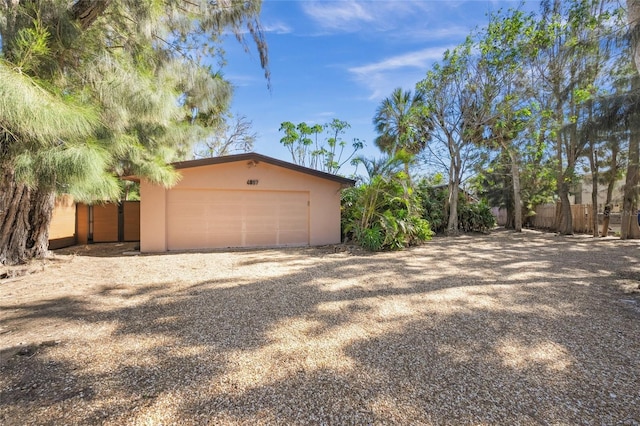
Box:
[139,153,355,252]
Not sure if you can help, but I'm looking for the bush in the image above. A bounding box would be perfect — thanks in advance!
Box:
[417,182,448,234]
[342,174,433,251]
[458,201,496,233]
[416,182,495,234]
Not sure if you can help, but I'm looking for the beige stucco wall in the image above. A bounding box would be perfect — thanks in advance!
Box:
[49,195,76,240]
[140,160,344,252]
[140,180,167,252]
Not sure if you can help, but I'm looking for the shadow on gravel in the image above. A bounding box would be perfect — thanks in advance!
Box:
[1,231,639,424]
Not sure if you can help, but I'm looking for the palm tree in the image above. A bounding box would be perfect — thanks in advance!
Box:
[373,88,431,163]
[351,150,412,183]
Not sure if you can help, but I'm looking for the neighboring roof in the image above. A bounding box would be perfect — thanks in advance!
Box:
[170,152,356,186]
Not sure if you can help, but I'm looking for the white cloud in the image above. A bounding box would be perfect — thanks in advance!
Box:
[349,46,451,75]
[300,2,375,31]
[227,73,260,87]
[348,46,453,99]
[300,0,433,33]
[263,21,292,34]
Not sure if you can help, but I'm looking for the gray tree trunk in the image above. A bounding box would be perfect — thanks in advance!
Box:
[620,117,640,239]
[589,138,599,237]
[601,138,619,237]
[622,0,640,239]
[446,142,461,235]
[509,150,522,232]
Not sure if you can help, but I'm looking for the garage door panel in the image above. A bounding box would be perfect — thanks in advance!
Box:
[167,189,309,250]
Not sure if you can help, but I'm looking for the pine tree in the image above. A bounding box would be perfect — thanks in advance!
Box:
[0,0,269,265]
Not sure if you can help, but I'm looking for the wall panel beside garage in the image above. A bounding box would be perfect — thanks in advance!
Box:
[48,195,77,249]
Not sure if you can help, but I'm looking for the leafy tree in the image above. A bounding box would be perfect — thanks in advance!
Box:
[278,121,318,167]
[473,146,555,228]
[278,119,363,174]
[530,0,621,234]
[581,73,630,236]
[0,0,269,265]
[475,8,540,232]
[323,119,364,174]
[416,40,487,235]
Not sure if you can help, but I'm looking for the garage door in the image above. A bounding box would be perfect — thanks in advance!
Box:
[166,189,309,250]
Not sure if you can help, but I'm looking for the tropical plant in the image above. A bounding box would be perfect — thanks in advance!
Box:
[457,201,496,233]
[342,154,432,251]
[278,119,363,174]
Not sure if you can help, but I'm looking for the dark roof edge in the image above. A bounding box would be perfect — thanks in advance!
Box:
[171,152,356,186]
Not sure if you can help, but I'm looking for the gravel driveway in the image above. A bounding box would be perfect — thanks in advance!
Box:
[1,230,639,425]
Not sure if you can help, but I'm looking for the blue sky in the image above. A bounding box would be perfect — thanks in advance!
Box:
[222,0,536,175]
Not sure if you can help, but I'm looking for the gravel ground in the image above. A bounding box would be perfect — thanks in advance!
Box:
[1,229,639,425]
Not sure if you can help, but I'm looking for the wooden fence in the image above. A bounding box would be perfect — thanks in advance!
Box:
[529,203,595,234]
[492,203,601,234]
[77,202,140,244]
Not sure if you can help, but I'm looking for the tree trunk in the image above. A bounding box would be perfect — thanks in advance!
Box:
[622,0,640,239]
[620,118,640,239]
[71,0,112,29]
[555,166,574,235]
[505,207,514,229]
[447,178,460,235]
[0,168,55,265]
[509,150,522,232]
[591,179,599,237]
[588,139,599,237]
[601,139,619,237]
[557,185,573,235]
[601,209,611,237]
[629,0,640,74]
[446,147,460,235]
[554,106,573,234]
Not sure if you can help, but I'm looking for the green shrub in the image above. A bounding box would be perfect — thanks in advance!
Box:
[354,224,384,251]
[341,173,433,251]
[458,201,496,233]
[417,181,448,234]
[416,181,495,234]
